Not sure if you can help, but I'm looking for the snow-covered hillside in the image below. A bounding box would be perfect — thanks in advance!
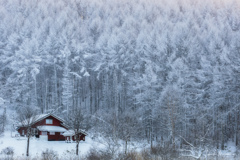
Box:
[1,0,240,158]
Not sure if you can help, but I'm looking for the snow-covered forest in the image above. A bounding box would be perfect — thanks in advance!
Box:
[1,0,240,158]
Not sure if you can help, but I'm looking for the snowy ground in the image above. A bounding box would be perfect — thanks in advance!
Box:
[0,131,100,159]
[219,141,236,156]
[0,130,237,159]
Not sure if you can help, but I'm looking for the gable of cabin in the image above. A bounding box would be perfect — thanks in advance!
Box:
[33,115,66,128]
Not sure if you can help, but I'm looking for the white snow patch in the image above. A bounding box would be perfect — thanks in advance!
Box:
[219,141,236,156]
[37,126,67,132]
[62,130,75,136]
[0,131,99,158]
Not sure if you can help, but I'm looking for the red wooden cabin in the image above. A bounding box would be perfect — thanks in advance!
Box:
[17,113,68,141]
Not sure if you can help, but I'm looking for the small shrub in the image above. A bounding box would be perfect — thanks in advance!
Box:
[141,149,152,160]
[151,145,179,160]
[60,149,79,160]
[41,149,58,160]
[118,151,142,160]
[85,149,101,160]
[1,147,14,156]
[85,148,113,160]
[1,147,14,160]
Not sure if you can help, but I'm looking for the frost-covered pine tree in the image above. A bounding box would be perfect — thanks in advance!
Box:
[61,46,73,118]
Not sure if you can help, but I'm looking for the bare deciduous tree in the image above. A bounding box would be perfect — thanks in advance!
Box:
[66,108,88,156]
[17,106,39,157]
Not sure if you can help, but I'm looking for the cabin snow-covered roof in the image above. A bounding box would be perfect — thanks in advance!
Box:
[19,114,48,126]
[37,125,67,132]
[33,113,65,124]
[63,129,88,136]
[62,130,75,136]
[18,113,67,127]
[34,114,49,123]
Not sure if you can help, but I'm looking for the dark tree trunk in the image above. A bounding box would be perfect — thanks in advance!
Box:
[27,136,30,156]
[125,140,127,154]
[76,139,80,155]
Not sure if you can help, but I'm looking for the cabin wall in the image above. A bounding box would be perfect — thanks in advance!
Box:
[18,127,27,136]
[80,134,86,141]
[48,132,65,141]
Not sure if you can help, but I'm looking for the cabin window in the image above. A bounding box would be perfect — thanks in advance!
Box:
[42,131,47,135]
[46,119,53,124]
[49,132,55,135]
[22,130,24,136]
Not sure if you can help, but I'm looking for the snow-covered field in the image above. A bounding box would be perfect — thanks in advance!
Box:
[0,130,238,160]
[0,131,99,159]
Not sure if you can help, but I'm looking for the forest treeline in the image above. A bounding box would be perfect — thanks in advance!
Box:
[1,0,240,157]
